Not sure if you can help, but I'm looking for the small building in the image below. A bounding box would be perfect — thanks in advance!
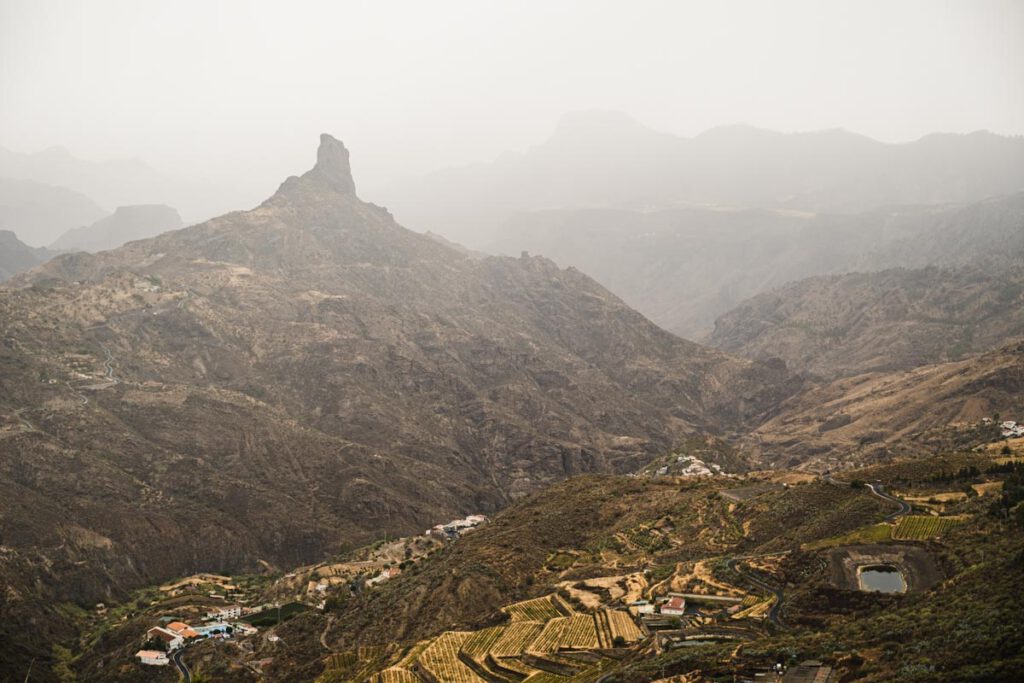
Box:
[146,626,184,651]
[205,604,242,620]
[136,650,169,666]
[365,566,401,587]
[660,596,687,616]
[166,621,200,639]
[628,599,655,615]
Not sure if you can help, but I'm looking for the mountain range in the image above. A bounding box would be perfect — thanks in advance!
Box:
[0,135,806,676]
[2,127,1024,682]
[376,111,1024,249]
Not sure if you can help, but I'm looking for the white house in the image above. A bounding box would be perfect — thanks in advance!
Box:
[205,604,243,620]
[146,626,183,651]
[660,596,687,617]
[365,567,401,587]
[136,650,169,666]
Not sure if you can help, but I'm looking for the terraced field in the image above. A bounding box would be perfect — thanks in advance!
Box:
[490,622,545,657]
[560,614,600,649]
[460,626,506,659]
[504,594,570,622]
[370,667,420,683]
[418,631,486,683]
[893,515,966,540]
[529,617,569,653]
[603,609,643,643]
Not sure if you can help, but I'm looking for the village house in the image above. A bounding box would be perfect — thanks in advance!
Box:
[365,566,401,587]
[146,626,184,651]
[660,596,687,616]
[166,621,200,639]
[205,604,243,620]
[628,599,656,615]
[135,649,169,666]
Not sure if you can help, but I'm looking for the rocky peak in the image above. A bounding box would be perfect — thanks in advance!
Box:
[268,134,357,203]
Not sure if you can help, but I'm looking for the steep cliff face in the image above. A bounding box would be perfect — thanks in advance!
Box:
[0,135,801,637]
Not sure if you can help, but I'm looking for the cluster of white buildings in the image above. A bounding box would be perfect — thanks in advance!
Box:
[1001,420,1024,438]
[426,514,488,540]
[136,615,257,666]
[654,455,723,478]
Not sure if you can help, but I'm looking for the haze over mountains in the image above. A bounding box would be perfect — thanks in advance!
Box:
[0,144,251,245]
[378,111,1024,250]
[2,127,1023,681]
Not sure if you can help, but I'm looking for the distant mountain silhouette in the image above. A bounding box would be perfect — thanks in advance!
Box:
[0,177,108,246]
[0,230,56,281]
[375,111,1024,247]
[0,145,250,226]
[50,204,184,252]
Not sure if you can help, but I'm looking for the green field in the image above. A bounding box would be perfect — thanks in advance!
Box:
[804,522,893,549]
[893,515,966,540]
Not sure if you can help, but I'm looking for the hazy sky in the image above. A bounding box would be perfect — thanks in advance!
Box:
[2,0,1023,197]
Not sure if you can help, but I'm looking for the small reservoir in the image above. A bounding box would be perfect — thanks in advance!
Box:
[857,565,907,593]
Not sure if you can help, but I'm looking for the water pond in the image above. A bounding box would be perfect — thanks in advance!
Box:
[858,565,907,593]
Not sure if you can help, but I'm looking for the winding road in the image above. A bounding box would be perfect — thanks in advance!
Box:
[865,482,913,520]
[171,648,191,683]
[823,473,912,521]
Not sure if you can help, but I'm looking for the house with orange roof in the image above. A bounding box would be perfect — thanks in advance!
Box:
[166,621,200,639]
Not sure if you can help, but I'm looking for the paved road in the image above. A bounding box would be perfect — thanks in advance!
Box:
[823,473,912,521]
[171,648,191,683]
[727,557,785,626]
[865,482,913,521]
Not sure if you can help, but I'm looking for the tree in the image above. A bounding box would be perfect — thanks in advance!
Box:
[51,644,77,682]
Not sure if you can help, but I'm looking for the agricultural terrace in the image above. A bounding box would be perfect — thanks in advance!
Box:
[490,622,544,657]
[459,626,505,659]
[560,614,600,649]
[503,594,571,622]
[600,609,643,644]
[417,632,485,683]
[893,515,966,540]
[370,668,420,683]
[529,617,569,653]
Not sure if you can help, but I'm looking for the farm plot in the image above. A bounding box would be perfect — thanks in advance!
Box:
[528,617,569,653]
[417,632,486,683]
[603,609,642,643]
[561,614,600,649]
[371,668,420,683]
[893,515,965,540]
[504,595,567,622]
[490,622,545,657]
[460,626,505,659]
